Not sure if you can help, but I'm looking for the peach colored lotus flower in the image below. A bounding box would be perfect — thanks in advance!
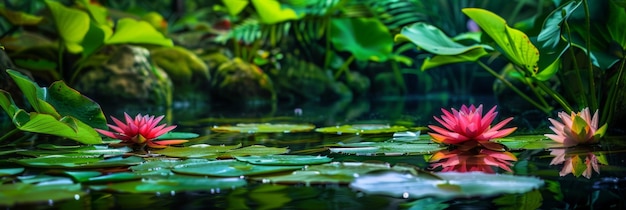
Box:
[429,147,517,173]
[545,108,607,147]
[428,104,517,145]
[96,113,188,149]
[550,148,607,179]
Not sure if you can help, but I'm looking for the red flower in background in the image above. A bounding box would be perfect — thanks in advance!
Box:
[428,104,517,145]
[96,113,188,149]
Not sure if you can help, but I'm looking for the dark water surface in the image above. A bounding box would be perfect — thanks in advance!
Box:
[2,96,626,209]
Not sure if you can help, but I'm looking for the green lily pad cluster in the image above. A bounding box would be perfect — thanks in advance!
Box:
[211,123,316,133]
[315,124,409,135]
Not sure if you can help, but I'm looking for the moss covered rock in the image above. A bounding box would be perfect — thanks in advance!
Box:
[211,58,275,103]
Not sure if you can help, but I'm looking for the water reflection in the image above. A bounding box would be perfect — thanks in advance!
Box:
[428,142,517,173]
[549,147,608,179]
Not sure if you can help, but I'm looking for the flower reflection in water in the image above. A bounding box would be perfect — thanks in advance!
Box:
[429,141,517,173]
[550,147,608,179]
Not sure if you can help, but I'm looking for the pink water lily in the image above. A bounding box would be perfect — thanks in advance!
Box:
[429,148,517,173]
[550,148,606,179]
[428,104,517,145]
[95,113,188,149]
[545,108,607,147]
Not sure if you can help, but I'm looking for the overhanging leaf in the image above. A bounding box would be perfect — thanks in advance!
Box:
[537,1,582,49]
[7,70,60,117]
[250,0,302,24]
[421,48,490,71]
[13,111,102,144]
[46,81,107,129]
[395,22,492,55]
[106,18,173,46]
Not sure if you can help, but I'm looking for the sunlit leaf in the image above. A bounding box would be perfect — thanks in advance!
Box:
[172,159,302,177]
[462,8,539,75]
[250,0,302,24]
[45,0,90,53]
[7,70,60,117]
[12,112,102,144]
[315,124,407,135]
[0,168,24,176]
[221,0,249,16]
[0,6,43,25]
[0,183,87,206]
[234,155,332,166]
[395,22,492,55]
[106,18,173,46]
[350,171,544,199]
[421,48,490,71]
[89,175,247,193]
[211,123,315,133]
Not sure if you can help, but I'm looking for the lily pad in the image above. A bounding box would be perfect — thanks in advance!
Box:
[0,168,24,176]
[15,155,143,169]
[172,159,302,177]
[329,142,443,155]
[154,144,242,158]
[0,183,87,206]
[494,135,563,150]
[29,144,132,156]
[211,123,315,133]
[156,132,200,140]
[86,172,142,184]
[234,155,332,166]
[222,145,289,158]
[350,171,544,199]
[89,175,247,194]
[315,124,408,135]
[252,162,426,185]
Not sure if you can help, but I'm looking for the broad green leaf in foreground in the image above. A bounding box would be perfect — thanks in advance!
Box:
[11,111,102,144]
[395,22,493,55]
[172,159,302,177]
[350,171,544,199]
[234,155,332,166]
[0,183,87,206]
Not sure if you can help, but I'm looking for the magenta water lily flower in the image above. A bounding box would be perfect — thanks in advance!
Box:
[429,148,517,173]
[95,113,188,149]
[428,104,517,145]
[545,108,607,147]
[550,148,606,179]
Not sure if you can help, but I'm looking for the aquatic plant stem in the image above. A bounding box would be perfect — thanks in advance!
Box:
[583,0,598,111]
[601,57,625,126]
[477,61,551,113]
[563,21,588,108]
[535,80,573,113]
[390,60,407,94]
[334,55,354,79]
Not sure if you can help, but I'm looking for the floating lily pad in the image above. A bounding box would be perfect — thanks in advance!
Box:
[156,132,200,140]
[86,172,141,184]
[329,142,443,155]
[252,162,425,185]
[172,159,302,177]
[15,155,143,169]
[28,144,132,157]
[494,135,562,150]
[315,124,408,135]
[234,155,332,166]
[154,144,242,158]
[89,175,246,194]
[211,123,315,133]
[0,168,24,176]
[0,183,87,206]
[222,145,289,158]
[51,170,101,182]
[350,171,544,199]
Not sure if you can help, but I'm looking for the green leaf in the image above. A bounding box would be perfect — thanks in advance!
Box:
[81,21,110,58]
[16,155,143,169]
[609,0,626,49]
[59,170,102,182]
[221,0,249,16]
[89,175,247,193]
[395,22,492,55]
[350,171,544,199]
[234,155,332,166]
[86,172,141,184]
[0,90,18,117]
[421,48,490,71]
[155,131,200,139]
[462,8,540,75]
[0,168,24,176]
[154,144,242,158]
[0,183,87,206]
[224,145,289,157]
[315,124,407,135]
[45,0,90,53]
[13,112,102,144]
[329,142,443,155]
[106,18,173,47]
[211,123,315,133]
[172,159,302,177]
[0,6,43,26]
[7,70,60,117]
[250,0,302,24]
[46,81,107,129]
[537,1,582,49]
[330,18,393,62]
[13,59,57,72]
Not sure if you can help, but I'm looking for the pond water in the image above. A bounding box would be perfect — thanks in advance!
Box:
[2,96,626,209]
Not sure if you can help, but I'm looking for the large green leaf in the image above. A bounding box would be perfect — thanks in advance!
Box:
[421,48,490,71]
[234,155,332,166]
[45,81,107,129]
[106,18,173,46]
[462,8,540,76]
[7,70,59,117]
[330,18,393,62]
[45,0,90,53]
[608,0,626,49]
[0,183,87,206]
[537,1,582,49]
[0,90,18,117]
[172,159,302,177]
[12,111,102,144]
[395,22,492,55]
[250,0,302,24]
[0,6,43,26]
[89,175,246,193]
[81,21,111,58]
